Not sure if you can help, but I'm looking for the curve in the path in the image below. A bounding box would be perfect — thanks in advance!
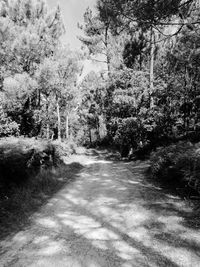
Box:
[0,150,200,267]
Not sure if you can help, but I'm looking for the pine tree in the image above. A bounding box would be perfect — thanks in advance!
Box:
[0,0,66,136]
[97,0,196,107]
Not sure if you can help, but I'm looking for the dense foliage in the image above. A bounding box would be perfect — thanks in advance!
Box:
[78,0,200,155]
[0,0,81,140]
[1,0,200,239]
[150,142,200,196]
[1,0,200,155]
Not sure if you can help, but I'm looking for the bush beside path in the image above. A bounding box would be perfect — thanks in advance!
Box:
[0,137,82,240]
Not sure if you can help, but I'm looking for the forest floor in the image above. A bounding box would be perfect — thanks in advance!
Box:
[0,149,200,267]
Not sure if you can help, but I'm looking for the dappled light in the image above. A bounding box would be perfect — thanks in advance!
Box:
[1,0,200,265]
[1,150,200,266]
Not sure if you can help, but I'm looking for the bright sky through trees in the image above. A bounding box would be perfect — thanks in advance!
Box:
[47,0,96,49]
[46,0,102,80]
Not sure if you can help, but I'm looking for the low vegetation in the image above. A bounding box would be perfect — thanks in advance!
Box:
[150,142,200,198]
[0,137,81,239]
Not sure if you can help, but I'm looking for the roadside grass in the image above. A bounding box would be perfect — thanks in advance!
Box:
[0,137,82,240]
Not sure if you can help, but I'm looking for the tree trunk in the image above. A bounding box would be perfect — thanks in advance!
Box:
[46,123,50,139]
[150,27,155,108]
[56,98,61,142]
[105,25,111,75]
[139,54,142,71]
[65,112,69,140]
[96,117,100,141]
[37,88,41,108]
[89,128,92,144]
[46,100,50,139]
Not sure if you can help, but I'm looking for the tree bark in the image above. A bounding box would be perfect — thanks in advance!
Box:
[105,25,111,75]
[46,100,50,139]
[46,123,50,139]
[150,26,155,108]
[56,98,61,142]
[65,111,69,140]
[139,53,142,71]
[89,128,92,144]
[96,117,101,141]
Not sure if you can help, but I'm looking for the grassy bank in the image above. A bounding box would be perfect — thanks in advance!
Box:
[0,137,82,239]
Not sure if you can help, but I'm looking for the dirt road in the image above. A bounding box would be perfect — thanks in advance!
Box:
[0,150,200,267]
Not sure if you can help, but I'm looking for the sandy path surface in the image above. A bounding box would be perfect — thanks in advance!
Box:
[0,150,200,267]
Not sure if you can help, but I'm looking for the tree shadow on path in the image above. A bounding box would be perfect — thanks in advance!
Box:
[0,160,84,242]
[0,149,200,267]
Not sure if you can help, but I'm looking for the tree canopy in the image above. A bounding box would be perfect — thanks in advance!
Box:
[1,0,200,153]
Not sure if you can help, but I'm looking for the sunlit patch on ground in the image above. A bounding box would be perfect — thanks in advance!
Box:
[33,236,49,244]
[181,230,200,244]
[36,217,60,229]
[0,150,200,266]
[37,240,66,256]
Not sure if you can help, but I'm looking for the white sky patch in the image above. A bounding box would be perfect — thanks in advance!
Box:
[78,58,106,83]
[47,0,96,49]
[46,0,105,79]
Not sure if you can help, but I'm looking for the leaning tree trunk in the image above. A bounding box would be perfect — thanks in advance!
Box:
[149,26,155,108]
[56,98,61,142]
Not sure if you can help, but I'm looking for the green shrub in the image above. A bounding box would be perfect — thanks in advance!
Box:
[0,138,70,186]
[150,142,200,195]
[0,139,48,186]
[112,117,144,156]
[0,118,19,138]
[52,139,77,159]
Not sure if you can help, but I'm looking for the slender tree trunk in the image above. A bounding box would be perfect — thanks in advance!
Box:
[139,54,142,71]
[184,66,190,138]
[105,25,111,75]
[96,118,100,141]
[46,123,50,139]
[194,66,199,133]
[46,100,50,139]
[65,111,69,140]
[106,55,111,74]
[37,88,41,108]
[89,128,92,144]
[150,26,155,108]
[56,98,61,142]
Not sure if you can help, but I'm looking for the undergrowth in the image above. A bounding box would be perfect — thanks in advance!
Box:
[0,137,81,239]
[150,142,200,198]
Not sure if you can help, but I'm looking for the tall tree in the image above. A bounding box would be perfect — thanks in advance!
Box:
[54,48,81,141]
[36,49,81,140]
[79,71,106,143]
[0,0,65,136]
[79,7,124,74]
[97,0,196,107]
